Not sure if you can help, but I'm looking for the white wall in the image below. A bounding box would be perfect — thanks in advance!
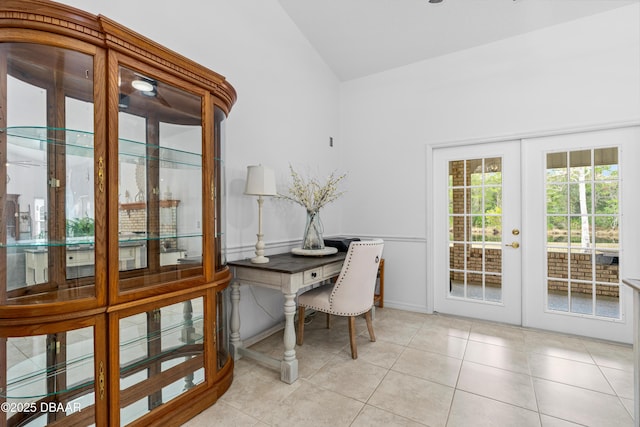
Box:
[339,5,640,313]
[58,0,342,338]
[52,1,640,335]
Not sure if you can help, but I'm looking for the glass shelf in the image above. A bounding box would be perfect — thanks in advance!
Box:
[1,238,94,249]
[120,315,205,375]
[3,327,95,401]
[119,137,202,169]
[5,126,94,157]
[0,233,203,249]
[4,127,201,169]
[117,232,203,244]
[118,298,205,424]
[4,355,94,399]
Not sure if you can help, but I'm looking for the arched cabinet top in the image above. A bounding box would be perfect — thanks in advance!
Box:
[0,0,237,113]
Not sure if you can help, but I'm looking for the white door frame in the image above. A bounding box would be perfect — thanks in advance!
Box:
[431,141,522,325]
[426,120,640,343]
[521,127,640,343]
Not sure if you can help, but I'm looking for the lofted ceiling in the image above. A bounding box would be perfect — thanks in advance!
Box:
[277,0,638,81]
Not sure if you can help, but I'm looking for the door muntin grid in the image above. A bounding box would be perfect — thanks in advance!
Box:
[545,147,620,319]
[448,157,503,303]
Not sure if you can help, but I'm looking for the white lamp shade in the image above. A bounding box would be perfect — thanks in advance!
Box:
[244,165,277,196]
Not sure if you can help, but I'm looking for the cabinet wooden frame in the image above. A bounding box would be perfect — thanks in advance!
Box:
[0,1,236,425]
[106,50,218,305]
[106,284,230,427]
[0,29,108,316]
[0,312,109,426]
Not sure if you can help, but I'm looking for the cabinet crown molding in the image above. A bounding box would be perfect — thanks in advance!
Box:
[0,0,237,112]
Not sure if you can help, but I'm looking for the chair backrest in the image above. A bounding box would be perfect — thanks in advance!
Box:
[329,239,384,316]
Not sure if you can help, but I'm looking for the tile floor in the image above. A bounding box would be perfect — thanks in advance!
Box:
[184,308,635,427]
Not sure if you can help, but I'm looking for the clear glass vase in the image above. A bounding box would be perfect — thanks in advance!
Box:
[302,210,325,250]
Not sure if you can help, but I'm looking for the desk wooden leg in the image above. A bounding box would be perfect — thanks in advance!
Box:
[229,280,243,360]
[281,292,299,384]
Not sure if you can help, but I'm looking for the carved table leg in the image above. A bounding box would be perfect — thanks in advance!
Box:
[229,280,243,360]
[280,292,298,384]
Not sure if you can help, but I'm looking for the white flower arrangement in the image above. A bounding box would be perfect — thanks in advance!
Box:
[279,165,347,213]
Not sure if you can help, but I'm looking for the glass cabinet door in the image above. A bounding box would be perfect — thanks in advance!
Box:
[1,319,104,427]
[118,296,205,425]
[0,42,101,306]
[213,106,227,270]
[117,65,204,293]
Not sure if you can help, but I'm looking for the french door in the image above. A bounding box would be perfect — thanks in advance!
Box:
[432,141,522,325]
[431,127,640,343]
[522,127,640,343]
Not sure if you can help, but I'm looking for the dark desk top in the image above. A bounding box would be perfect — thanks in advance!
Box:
[228,251,346,274]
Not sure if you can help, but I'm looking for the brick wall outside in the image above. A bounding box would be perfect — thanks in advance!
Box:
[119,205,178,250]
[449,246,619,296]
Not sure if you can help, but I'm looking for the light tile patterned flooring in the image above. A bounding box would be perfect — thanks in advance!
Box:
[184,308,635,427]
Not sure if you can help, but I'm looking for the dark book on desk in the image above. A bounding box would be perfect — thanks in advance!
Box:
[323,236,360,252]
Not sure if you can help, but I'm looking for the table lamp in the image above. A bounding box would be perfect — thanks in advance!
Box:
[244,165,277,263]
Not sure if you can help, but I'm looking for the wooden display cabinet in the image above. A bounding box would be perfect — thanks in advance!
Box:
[0,1,236,426]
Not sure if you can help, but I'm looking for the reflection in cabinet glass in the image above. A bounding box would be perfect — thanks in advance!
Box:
[2,39,98,304]
[0,1,236,425]
[118,64,204,292]
[214,106,227,270]
[0,317,104,427]
[119,297,205,424]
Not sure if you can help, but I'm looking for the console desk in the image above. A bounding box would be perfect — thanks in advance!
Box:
[228,252,346,384]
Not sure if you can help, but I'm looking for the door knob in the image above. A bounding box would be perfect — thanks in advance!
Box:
[506,242,520,249]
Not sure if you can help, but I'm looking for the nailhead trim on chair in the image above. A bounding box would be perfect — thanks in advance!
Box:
[325,240,381,316]
[298,240,383,316]
[297,239,383,360]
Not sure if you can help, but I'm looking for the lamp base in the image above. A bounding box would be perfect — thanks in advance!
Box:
[251,255,269,264]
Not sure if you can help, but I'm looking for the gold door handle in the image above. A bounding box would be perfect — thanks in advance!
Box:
[506,242,520,249]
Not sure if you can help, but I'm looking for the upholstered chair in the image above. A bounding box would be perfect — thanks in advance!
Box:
[296,239,384,359]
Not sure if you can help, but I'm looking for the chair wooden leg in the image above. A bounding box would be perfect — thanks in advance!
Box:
[348,316,357,359]
[326,313,332,329]
[365,310,376,342]
[297,306,305,346]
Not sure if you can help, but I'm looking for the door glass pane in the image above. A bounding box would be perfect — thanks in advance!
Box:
[596,284,620,317]
[548,279,569,312]
[486,216,501,242]
[569,182,592,215]
[2,42,96,305]
[485,246,502,273]
[485,273,502,302]
[470,216,483,241]
[448,157,503,303]
[117,65,203,292]
[547,216,568,244]
[570,282,593,315]
[545,148,620,319]
[470,188,482,215]
[546,152,567,182]
[546,184,568,214]
[467,272,483,300]
[569,150,592,181]
[467,159,482,185]
[594,148,618,180]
